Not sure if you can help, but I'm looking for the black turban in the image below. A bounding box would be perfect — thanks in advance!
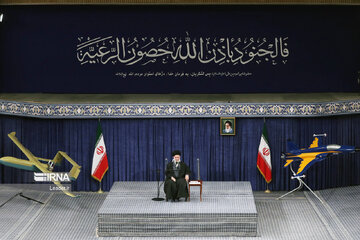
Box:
[172,150,181,156]
[225,120,232,127]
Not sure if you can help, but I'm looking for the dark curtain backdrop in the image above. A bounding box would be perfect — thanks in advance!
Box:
[0,115,359,192]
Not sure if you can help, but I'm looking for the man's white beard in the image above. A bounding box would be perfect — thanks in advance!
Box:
[225,128,232,133]
[172,158,181,163]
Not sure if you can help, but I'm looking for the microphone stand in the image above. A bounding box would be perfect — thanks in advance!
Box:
[152,158,167,201]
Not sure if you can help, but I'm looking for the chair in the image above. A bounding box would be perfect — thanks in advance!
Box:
[188,180,202,202]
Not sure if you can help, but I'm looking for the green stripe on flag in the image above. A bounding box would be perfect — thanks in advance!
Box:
[262,123,269,146]
[95,122,103,147]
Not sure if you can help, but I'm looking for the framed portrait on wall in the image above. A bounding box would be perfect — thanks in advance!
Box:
[220,117,235,135]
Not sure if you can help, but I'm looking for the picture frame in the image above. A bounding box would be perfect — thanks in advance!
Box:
[220,117,235,135]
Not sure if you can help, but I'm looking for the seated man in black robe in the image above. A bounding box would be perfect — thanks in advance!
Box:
[164,150,191,202]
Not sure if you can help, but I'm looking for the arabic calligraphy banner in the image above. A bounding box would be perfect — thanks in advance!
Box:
[77,36,289,66]
[0,5,359,93]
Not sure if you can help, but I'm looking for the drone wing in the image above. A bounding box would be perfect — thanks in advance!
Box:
[295,153,328,176]
[7,132,79,198]
[7,132,41,166]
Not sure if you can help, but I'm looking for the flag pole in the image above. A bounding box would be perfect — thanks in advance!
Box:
[262,117,271,193]
[97,118,103,193]
[265,183,271,193]
[94,118,107,194]
[97,180,104,194]
[264,117,270,193]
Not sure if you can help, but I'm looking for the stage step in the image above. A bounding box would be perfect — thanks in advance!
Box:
[97,181,258,237]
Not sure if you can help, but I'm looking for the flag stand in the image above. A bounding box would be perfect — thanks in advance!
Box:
[258,119,272,194]
[92,120,108,194]
[265,183,271,193]
[97,181,104,194]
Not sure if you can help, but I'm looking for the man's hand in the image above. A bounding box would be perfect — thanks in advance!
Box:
[171,176,176,182]
[185,174,189,182]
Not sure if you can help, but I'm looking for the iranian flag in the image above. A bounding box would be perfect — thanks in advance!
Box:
[257,122,272,183]
[91,122,108,181]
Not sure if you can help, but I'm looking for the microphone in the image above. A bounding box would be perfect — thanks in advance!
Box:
[197,158,200,180]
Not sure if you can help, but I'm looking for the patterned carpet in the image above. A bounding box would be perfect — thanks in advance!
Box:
[0,183,359,240]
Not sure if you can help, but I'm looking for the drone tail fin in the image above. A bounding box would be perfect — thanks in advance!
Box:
[284,159,293,167]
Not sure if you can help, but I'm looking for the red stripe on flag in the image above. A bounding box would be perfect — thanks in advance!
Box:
[257,153,272,183]
[92,154,109,181]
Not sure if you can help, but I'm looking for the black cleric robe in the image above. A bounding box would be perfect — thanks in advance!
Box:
[164,161,191,200]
